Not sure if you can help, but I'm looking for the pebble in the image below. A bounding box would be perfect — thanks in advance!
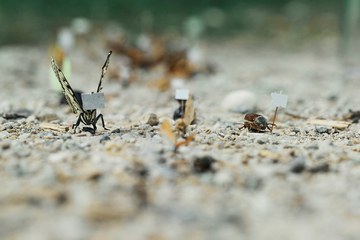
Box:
[111,128,121,133]
[146,113,159,126]
[193,156,216,173]
[221,90,256,113]
[289,157,306,173]
[292,127,301,134]
[206,133,218,144]
[141,113,159,126]
[315,126,331,134]
[308,163,330,173]
[100,135,111,144]
[0,140,11,150]
[305,144,319,150]
[256,137,269,144]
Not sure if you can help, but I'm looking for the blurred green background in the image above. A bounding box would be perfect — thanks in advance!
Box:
[0,0,346,45]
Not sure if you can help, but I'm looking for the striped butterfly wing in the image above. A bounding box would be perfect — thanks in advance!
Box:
[51,57,84,114]
[96,51,112,93]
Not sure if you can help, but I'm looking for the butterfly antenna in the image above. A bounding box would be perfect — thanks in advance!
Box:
[97,51,112,93]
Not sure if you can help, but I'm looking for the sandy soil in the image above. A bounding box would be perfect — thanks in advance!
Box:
[0,37,360,240]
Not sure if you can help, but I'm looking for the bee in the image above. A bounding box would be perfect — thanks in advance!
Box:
[239,113,275,132]
[51,51,112,134]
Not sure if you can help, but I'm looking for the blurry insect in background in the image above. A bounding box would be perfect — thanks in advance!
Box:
[175,94,196,136]
[49,45,84,104]
[239,113,275,132]
[173,98,186,121]
[161,119,195,152]
[51,51,112,134]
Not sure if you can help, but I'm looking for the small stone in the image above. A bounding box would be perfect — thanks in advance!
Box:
[111,128,121,133]
[256,137,269,144]
[292,127,301,133]
[0,141,11,150]
[221,90,256,113]
[315,126,330,134]
[305,144,319,150]
[100,135,111,144]
[289,157,306,173]
[142,113,159,126]
[308,163,330,173]
[193,156,216,173]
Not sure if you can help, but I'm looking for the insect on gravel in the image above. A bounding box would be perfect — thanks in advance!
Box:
[239,113,275,132]
[51,51,112,134]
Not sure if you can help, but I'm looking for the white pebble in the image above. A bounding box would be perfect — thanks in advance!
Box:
[221,90,256,113]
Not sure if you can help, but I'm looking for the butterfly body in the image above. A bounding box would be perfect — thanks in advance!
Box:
[51,51,112,134]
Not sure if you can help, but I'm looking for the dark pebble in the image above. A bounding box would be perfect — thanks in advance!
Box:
[315,126,330,134]
[193,156,216,173]
[308,163,330,173]
[289,157,306,174]
[111,128,121,133]
[100,135,111,143]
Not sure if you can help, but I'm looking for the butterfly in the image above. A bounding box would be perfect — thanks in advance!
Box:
[51,51,112,134]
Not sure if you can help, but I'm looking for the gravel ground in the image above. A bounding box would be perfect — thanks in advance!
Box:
[0,37,360,240]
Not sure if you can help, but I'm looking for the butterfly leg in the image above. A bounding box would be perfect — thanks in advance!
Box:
[99,114,109,130]
[72,114,82,133]
[91,123,97,135]
[94,114,109,131]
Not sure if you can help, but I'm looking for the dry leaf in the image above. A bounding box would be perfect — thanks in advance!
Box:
[175,134,195,148]
[184,94,195,126]
[160,119,176,145]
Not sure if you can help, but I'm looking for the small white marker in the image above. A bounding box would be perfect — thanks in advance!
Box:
[271,91,288,108]
[175,89,189,100]
[81,92,105,110]
[270,91,288,133]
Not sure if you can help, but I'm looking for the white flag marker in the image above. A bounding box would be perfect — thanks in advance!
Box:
[270,91,288,133]
[271,91,288,108]
[175,89,189,100]
[82,92,105,110]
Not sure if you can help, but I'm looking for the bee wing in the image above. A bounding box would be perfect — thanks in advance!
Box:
[96,51,112,93]
[184,94,195,126]
[160,119,177,145]
[51,57,84,114]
